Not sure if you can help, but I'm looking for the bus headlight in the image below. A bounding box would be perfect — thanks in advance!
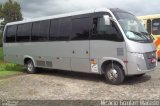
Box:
[132,53,144,60]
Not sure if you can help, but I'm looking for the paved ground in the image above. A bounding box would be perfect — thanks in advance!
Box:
[0,63,160,100]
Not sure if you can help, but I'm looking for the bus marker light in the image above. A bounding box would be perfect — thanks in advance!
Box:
[91,59,97,64]
[123,60,128,63]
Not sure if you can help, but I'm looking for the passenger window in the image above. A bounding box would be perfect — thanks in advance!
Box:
[91,17,123,41]
[31,20,50,41]
[6,25,17,42]
[152,19,160,35]
[49,19,59,41]
[71,17,91,40]
[17,23,32,42]
[49,18,71,41]
[147,19,151,35]
[58,18,71,40]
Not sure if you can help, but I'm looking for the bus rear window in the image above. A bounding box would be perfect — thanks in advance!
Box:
[152,19,160,35]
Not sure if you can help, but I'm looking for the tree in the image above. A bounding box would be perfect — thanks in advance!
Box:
[0,4,3,28]
[0,4,3,47]
[0,0,23,47]
[0,4,2,18]
[1,0,23,24]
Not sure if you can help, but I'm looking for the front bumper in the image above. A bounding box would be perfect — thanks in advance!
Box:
[126,51,157,75]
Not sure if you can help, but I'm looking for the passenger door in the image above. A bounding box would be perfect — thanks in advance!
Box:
[70,17,92,73]
[50,18,72,71]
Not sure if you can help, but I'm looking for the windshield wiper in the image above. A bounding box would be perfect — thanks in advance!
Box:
[140,31,148,35]
[141,31,154,40]
[128,30,152,42]
[128,30,145,39]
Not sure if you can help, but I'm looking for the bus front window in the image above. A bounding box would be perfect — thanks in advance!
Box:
[152,19,160,35]
[115,12,153,43]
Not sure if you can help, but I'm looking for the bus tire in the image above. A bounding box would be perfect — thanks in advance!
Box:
[26,60,37,74]
[104,63,124,85]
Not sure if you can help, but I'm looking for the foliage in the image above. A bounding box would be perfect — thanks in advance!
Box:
[0,4,3,31]
[0,4,2,18]
[0,63,23,72]
[0,0,23,28]
[0,0,23,45]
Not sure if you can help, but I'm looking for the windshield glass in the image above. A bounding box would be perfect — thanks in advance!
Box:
[115,12,153,43]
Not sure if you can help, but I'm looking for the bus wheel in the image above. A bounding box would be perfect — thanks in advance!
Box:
[26,60,37,74]
[104,63,124,85]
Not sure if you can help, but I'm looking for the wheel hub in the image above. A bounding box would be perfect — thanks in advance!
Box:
[107,68,118,81]
[27,63,33,72]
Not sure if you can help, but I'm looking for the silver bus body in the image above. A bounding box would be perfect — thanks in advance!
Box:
[3,8,157,84]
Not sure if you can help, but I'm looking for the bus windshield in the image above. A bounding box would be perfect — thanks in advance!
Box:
[115,12,153,43]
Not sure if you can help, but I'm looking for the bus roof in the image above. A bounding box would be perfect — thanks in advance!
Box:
[138,14,160,20]
[6,8,112,26]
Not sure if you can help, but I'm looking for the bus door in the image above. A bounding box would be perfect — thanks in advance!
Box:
[70,17,92,73]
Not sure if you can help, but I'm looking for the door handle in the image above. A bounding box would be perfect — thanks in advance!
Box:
[57,57,60,59]
[72,50,75,54]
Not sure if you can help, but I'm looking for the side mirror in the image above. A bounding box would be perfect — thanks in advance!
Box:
[103,15,111,25]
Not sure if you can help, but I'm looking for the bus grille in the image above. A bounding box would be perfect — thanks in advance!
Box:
[144,51,156,70]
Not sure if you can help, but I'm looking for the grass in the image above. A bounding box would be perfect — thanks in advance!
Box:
[0,47,24,78]
[0,64,24,77]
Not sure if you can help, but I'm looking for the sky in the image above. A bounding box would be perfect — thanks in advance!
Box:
[0,0,160,19]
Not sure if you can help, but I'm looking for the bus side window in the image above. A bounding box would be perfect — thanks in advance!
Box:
[31,20,50,41]
[17,23,32,42]
[147,19,151,35]
[6,25,17,43]
[49,18,71,41]
[71,17,91,40]
[49,19,59,41]
[58,18,71,41]
[91,17,123,42]
[152,19,160,35]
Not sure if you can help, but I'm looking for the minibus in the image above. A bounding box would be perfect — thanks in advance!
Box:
[3,8,157,84]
